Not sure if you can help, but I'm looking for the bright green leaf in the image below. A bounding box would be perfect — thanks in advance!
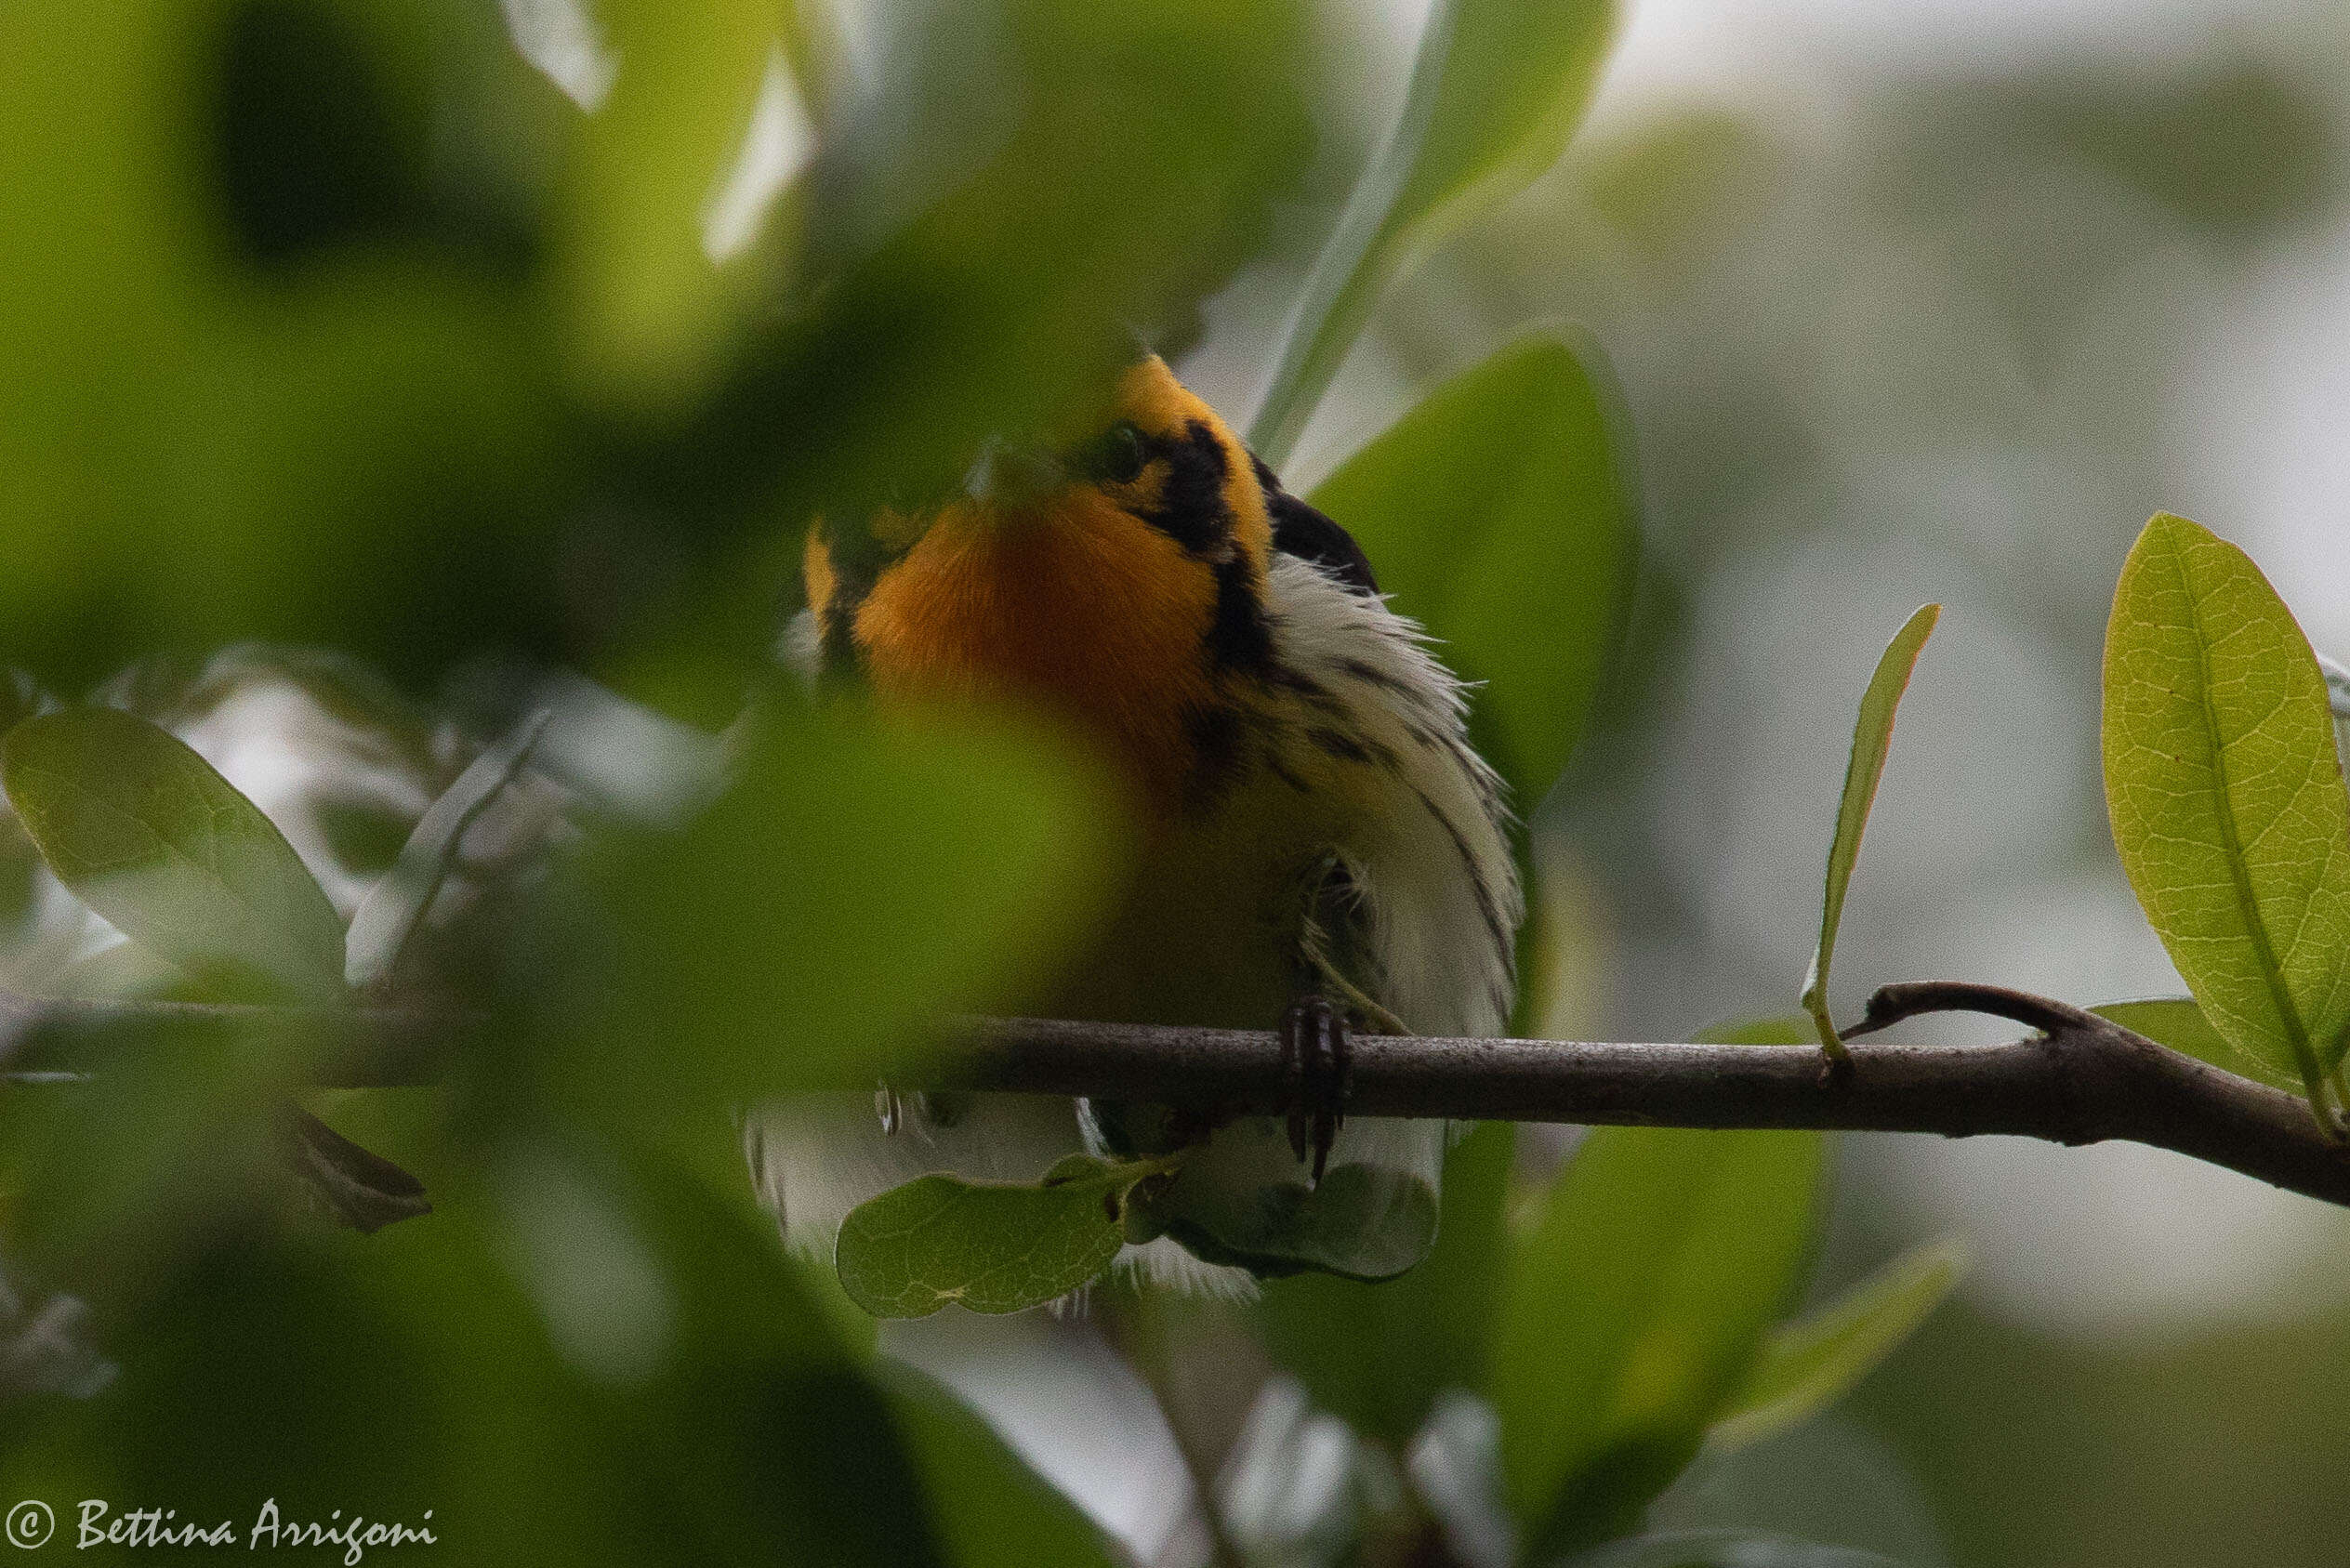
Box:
[2,708,344,1002]
[1490,1127,1824,1554]
[556,0,784,406]
[1802,604,1941,1057]
[1251,0,1618,461]
[835,1155,1159,1318]
[878,1361,1121,1568]
[1254,1122,1515,1449]
[1710,1237,1968,1453]
[2102,513,2350,1098]
[1309,337,1636,804]
[1694,1016,1821,1047]
[2093,996,2301,1095]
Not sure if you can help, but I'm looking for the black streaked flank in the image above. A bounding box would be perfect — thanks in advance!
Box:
[1412,782,1513,966]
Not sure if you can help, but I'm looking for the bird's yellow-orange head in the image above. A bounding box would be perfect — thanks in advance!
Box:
[804,356,1278,806]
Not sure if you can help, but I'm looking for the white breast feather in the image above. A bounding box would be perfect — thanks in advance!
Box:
[1261,552,1522,1040]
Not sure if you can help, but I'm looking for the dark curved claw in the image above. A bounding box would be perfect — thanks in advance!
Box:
[1279,995,1351,1187]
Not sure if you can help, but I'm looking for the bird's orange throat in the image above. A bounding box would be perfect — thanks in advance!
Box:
[827,494,1234,806]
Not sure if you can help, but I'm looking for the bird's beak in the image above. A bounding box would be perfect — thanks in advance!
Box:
[963,437,1066,510]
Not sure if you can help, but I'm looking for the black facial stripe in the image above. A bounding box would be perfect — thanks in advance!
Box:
[1207,552,1274,674]
[1138,419,1233,555]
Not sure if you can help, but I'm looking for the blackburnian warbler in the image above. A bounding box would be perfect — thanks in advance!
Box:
[748,355,1521,1289]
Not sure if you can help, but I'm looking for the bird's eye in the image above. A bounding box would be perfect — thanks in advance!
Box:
[1085,421,1148,485]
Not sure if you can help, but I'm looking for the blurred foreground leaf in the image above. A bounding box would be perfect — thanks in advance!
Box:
[588,699,1128,1115]
[1,1149,955,1565]
[878,1361,1122,1567]
[2093,996,2302,1095]
[1710,1238,1968,1453]
[697,0,1314,541]
[557,0,783,403]
[1802,604,1939,1058]
[836,1153,1161,1318]
[1252,0,1617,461]
[2,708,344,1001]
[1255,1122,1515,1450]
[1310,337,1636,804]
[2102,513,2350,1100]
[1490,1127,1824,1554]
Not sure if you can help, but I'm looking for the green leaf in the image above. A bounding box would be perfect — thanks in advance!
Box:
[2102,513,2350,1099]
[877,1361,1122,1568]
[1802,604,1941,1057]
[1709,1237,1968,1453]
[2093,996,2301,1094]
[1694,1015,1821,1047]
[2,708,344,1002]
[343,709,549,991]
[1251,0,1618,462]
[1253,1122,1516,1449]
[835,1155,1162,1319]
[1489,1127,1824,1554]
[1308,337,1637,804]
[556,0,785,405]
[590,698,1129,1113]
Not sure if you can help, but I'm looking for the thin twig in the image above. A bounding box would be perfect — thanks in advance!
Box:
[5,982,2347,1210]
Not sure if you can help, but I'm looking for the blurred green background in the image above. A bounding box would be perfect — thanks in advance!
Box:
[2,1,2348,1564]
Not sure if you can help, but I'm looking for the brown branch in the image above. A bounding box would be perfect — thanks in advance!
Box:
[6,982,2348,1210]
[926,984,2350,1209]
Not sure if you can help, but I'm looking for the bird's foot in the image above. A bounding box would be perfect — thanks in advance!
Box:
[1279,995,1352,1188]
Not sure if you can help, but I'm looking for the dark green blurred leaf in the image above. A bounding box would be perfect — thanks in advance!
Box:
[0,7,575,688]
[1556,1528,1908,1567]
[588,698,1129,1114]
[2093,997,2302,1095]
[2102,513,2350,1094]
[0,1020,299,1283]
[878,1361,1122,1568]
[1490,1127,1824,1554]
[1252,0,1617,461]
[1308,336,1637,804]
[836,1154,1157,1318]
[1,1145,953,1567]
[213,0,431,268]
[2006,61,2334,237]
[1802,604,1939,1056]
[2,709,344,1002]
[1254,1122,1514,1449]
[693,0,1314,535]
[1710,1238,1968,1452]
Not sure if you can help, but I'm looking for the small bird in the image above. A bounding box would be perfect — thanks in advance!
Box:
[748,354,1521,1290]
